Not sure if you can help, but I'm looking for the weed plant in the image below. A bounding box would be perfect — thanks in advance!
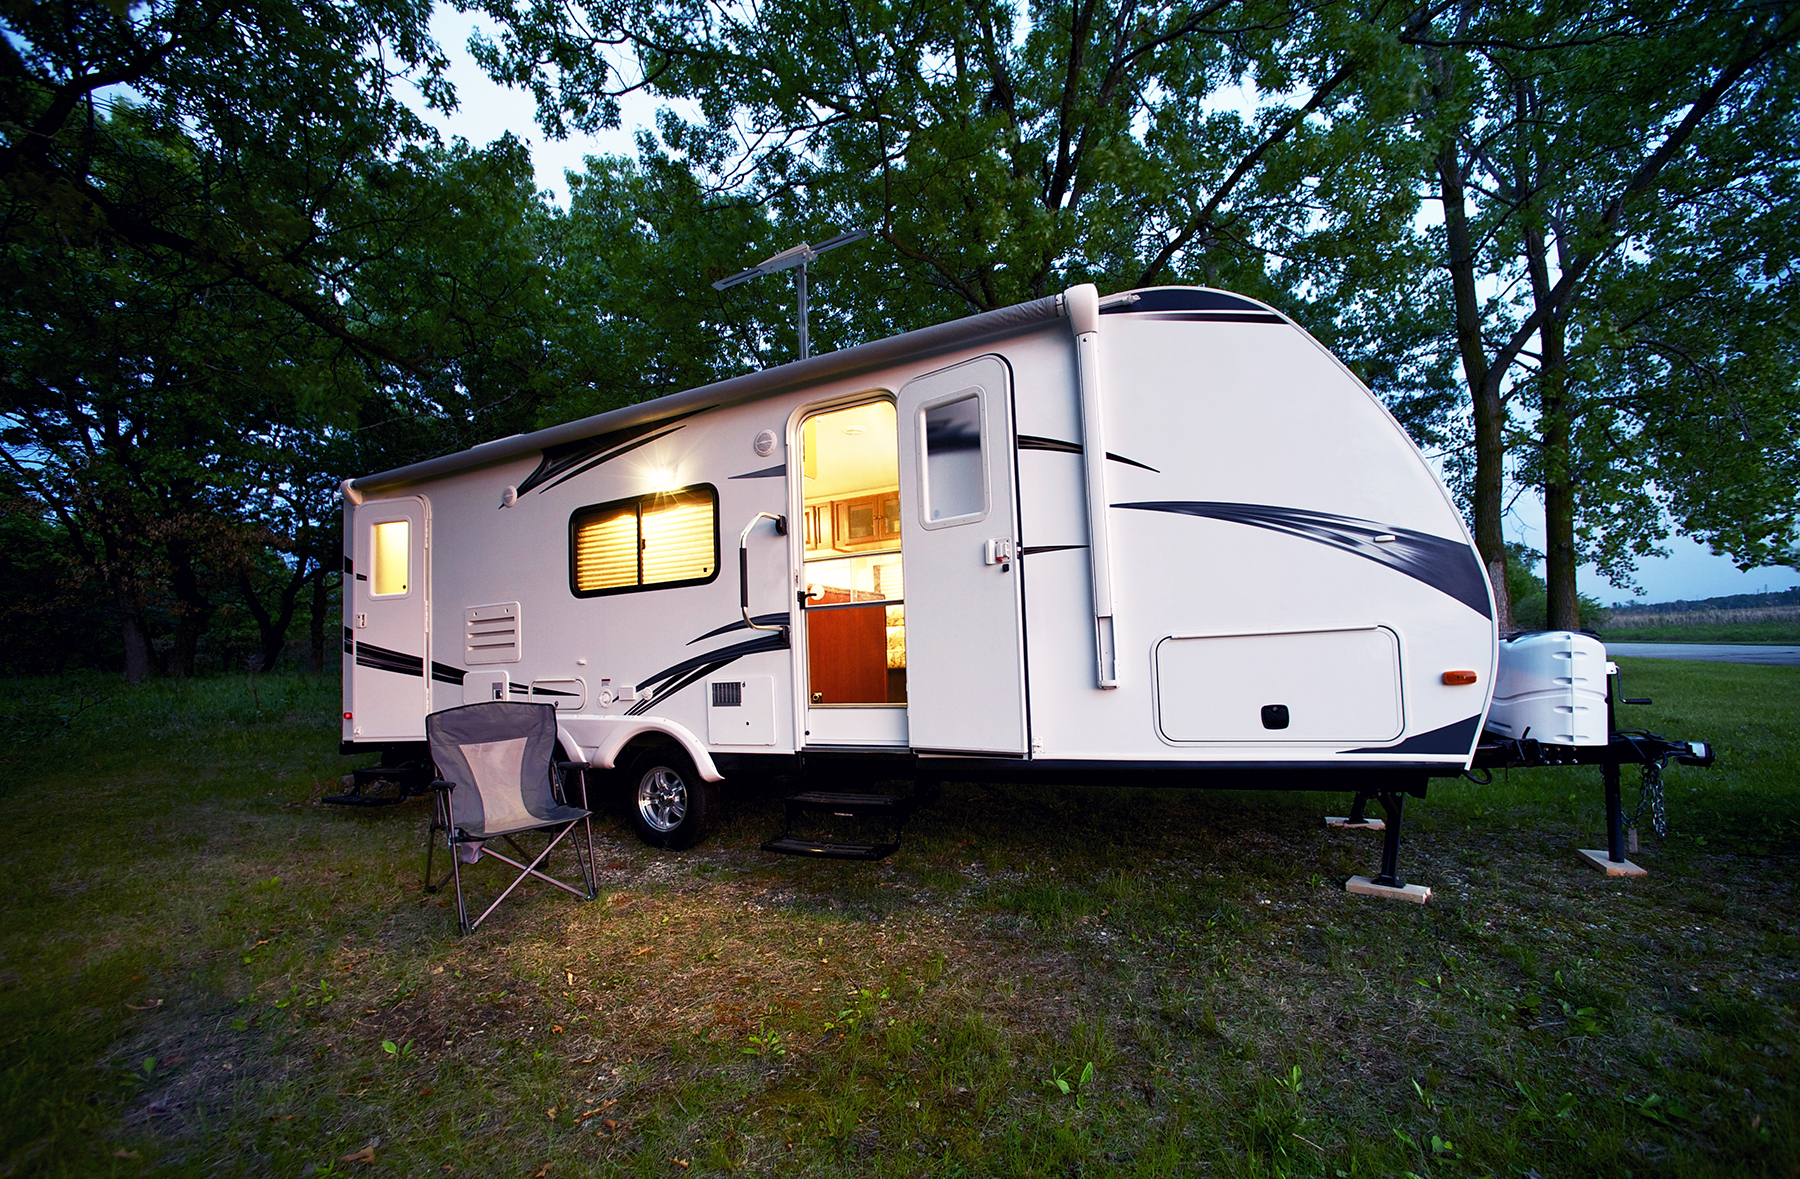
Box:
[0,661,1793,1177]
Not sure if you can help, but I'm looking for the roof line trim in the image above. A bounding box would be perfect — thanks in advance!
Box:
[351,292,1068,494]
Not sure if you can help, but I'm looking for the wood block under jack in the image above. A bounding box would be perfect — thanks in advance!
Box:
[1325,816,1385,831]
[1576,848,1648,877]
[1346,875,1431,904]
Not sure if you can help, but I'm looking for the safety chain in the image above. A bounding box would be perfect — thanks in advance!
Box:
[1630,759,1668,839]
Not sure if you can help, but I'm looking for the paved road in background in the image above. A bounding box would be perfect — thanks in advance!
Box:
[1607,643,1800,666]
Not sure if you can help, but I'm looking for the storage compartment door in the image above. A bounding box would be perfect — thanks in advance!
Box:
[897,356,1027,755]
[347,496,430,741]
[1155,628,1403,744]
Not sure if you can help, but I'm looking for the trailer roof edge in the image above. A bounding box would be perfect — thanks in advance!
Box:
[351,292,1069,494]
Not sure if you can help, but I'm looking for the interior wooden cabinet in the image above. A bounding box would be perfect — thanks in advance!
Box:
[832,492,900,550]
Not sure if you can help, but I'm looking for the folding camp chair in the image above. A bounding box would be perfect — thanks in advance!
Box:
[423,701,596,935]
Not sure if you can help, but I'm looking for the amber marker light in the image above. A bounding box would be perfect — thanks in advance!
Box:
[1442,671,1478,685]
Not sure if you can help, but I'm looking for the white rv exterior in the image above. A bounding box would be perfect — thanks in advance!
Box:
[342,284,1498,843]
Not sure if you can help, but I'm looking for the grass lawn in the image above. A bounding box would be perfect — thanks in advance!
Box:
[1599,621,1800,645]
[0,659,1794,1178]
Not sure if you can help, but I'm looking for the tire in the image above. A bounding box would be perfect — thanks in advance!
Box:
[626,744,712,850]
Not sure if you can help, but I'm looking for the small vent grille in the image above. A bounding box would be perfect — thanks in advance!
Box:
[711,681,743,707]
[465,602,522,665]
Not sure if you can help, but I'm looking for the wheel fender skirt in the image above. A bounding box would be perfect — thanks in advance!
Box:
[557,716,724,782]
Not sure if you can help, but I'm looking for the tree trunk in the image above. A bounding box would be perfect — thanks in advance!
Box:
[308,563,329,673]
[164,538,211,677]
[239,559,313,673]
[1536,369,1581,630]
[117,588,156,684]
[1438,143,1514,631]
[1525,223,1580,631]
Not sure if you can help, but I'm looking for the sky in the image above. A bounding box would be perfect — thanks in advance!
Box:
[412,10,1798,607]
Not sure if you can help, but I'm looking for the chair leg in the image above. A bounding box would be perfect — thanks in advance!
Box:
[423,795,441,893]
[577,814,597,899]
[464,822,587,933]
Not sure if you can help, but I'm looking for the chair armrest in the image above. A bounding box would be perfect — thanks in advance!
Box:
[554,760,590,772]
[427,779,455,792]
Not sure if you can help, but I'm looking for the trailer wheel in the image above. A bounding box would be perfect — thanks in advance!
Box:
[627,745,712,850]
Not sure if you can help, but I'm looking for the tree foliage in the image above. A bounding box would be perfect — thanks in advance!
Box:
[1,0,1795,675]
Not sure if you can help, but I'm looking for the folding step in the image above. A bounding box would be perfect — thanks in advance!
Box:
[763,791,918,861]
[783,791,918,820]
[761,836,901,861]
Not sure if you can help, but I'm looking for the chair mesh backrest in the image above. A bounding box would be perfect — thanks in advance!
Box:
[426,702,560,833]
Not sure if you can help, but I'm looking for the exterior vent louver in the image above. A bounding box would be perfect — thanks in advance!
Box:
[465,602,522,665]
[711,681,743,707]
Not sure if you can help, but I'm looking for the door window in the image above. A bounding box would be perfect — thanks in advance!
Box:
[370,520,411,596]
[921,392,986,525]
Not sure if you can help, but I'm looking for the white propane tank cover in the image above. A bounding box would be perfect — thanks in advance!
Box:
[1486,631,1609,746]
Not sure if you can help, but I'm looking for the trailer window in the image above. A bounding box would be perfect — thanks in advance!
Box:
[570,486,719,597]
[922,392,986,523]
[370,520,410,596]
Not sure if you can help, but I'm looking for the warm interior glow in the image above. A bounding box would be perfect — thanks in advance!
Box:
[572,508,637,592]
[370,520,409,595]
[641,492,715,583]
[801,402,906,693]
[572,489,716,593]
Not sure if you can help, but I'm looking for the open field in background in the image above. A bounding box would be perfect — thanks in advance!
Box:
[1599,605,1800,645]
[0,660,1794,1178]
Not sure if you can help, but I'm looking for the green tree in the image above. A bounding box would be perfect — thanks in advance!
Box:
[1417,0,1799,628]
[472,0,1443,341]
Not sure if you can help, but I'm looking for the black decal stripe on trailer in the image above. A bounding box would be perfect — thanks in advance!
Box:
[687,613,790,644]
[354,642,424,677]
[432,663,467,685]
[515,406,716,497]
[729,465,787,480]
[343,626,354,655]
[628,631,791,715]
[529,423,690,497]
[1341,714,1484,756]
[1016,435,1160,472]
[1116,501,1493,620]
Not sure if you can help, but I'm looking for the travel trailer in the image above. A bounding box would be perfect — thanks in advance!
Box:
[340,283,1511,865]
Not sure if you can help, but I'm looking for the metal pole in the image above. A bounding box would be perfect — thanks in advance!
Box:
[797,259,810,360]
[1605,673,1625,862]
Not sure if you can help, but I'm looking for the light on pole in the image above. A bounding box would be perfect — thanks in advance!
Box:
[711,229,869,360]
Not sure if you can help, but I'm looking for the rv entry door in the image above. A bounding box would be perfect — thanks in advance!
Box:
[897,356,1027,755]
[347,495,430,742]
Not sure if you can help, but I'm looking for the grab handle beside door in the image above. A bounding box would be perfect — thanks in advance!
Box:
[738,512,789,639]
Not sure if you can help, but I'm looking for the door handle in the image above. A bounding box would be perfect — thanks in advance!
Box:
[983,538,1015,570]
[738,512,790,638]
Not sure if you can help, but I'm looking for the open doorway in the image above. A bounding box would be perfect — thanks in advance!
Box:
[799,400,906,711]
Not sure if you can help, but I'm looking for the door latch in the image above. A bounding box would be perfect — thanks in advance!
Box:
[983,538,1015,570]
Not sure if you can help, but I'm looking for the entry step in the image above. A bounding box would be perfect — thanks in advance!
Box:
[761,837,901,861]
[783,791,918,819]
[764,792,918,862]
